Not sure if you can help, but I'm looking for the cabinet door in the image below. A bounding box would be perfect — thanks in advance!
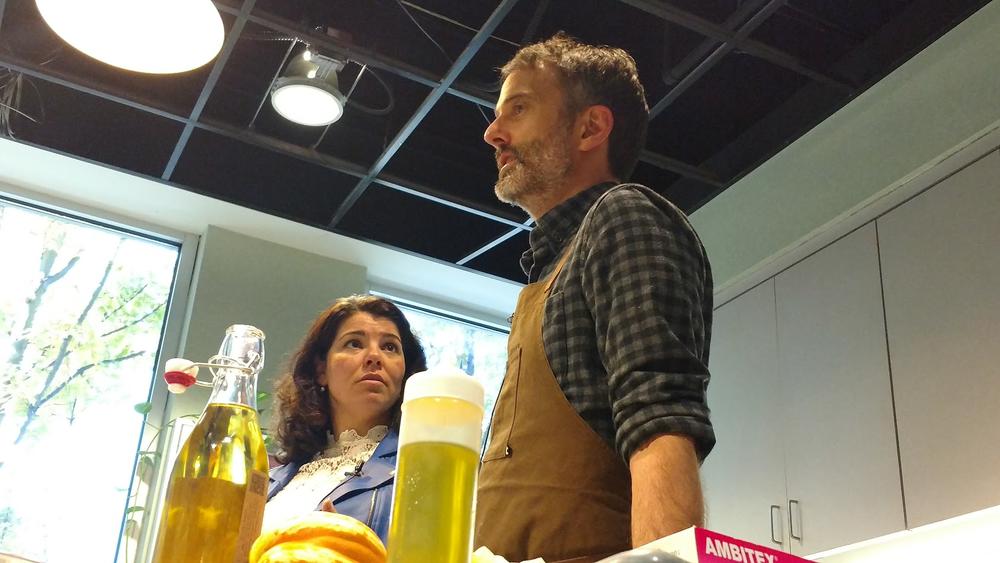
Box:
[702,280,787,550]
[775,223,905,556]
[877,150,1000,528]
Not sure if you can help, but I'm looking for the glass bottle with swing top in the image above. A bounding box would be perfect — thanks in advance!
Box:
[151,325,269,563]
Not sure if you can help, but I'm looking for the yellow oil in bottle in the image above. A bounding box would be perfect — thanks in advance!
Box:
[387,441,479,563]
[151,403,269,563]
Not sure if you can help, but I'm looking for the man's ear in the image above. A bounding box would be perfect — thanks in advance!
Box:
[578,105,614,152]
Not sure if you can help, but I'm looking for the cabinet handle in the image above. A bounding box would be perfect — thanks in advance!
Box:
[769,505,783,544]
[788,499,802,541]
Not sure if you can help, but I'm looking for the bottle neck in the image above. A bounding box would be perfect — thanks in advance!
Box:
[206,368,258,409]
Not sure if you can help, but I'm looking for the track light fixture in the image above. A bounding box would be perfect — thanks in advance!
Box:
[35,0,224,74]
[270,49,348,127]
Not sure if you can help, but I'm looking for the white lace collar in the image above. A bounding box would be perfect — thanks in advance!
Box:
[264,424,390,531]
[319,425,389,459]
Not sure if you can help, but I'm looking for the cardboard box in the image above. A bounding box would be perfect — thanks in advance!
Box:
[613,527,812,563]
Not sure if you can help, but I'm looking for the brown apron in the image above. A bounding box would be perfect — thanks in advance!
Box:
[476,250,632,563]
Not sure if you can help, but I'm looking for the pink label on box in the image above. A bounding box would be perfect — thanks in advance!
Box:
[694,528,809,563]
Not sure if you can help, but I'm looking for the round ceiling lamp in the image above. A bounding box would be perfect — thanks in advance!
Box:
[271,51,347,127]
[35,0,225,74]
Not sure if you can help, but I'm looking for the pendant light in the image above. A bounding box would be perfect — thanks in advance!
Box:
[271,50,347,127]
[35,0,225,74]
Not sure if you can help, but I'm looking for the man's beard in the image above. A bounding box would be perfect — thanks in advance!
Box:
[494,129,573,208]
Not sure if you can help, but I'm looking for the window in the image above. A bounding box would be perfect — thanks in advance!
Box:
[391,300,509,439]
[0,198,183,563]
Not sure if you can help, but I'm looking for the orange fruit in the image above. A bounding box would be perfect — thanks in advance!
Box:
[250,512,387,563]
[254,540,355,563]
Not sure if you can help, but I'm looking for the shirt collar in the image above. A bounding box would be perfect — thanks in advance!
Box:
[520,182,617,281]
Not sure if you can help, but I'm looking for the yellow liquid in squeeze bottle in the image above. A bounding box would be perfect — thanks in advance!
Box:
[387,368,485,563]
[152,325,269,563]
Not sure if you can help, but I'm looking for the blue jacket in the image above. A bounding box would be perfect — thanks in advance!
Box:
[267,427,398,545]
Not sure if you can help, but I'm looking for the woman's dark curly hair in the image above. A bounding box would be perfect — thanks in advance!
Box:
[272,295,426,464]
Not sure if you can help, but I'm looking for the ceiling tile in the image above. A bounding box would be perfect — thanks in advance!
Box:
[647,53,810,165]
[171,129,355,226]
[632,161,726,216]
[750,5,868,75]
[8,79,183,177]
[337,183,514,263]
[655,0,746,25]
[386,95,517,219]
[463,230,530,283]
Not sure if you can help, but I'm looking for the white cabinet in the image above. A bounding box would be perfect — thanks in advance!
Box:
[775,223,905,555]
[877,149,1000,528]
[705,224,906,556]
[704,150,1000,554]
[702,280,787,550]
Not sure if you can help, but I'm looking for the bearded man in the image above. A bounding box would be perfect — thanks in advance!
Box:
[476,33,716,563]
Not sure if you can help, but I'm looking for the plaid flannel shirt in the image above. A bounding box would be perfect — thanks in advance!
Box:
[520,182,716,461]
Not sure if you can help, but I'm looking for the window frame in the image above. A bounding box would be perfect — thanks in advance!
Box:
[369,289,511,335]
[0,187,198,563]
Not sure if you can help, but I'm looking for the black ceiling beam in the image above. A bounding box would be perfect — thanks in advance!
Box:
[619,0,852,92]
[248,38,298,129]
[400,1,521,48]
[162,0,255,181]
[0,54,533,229]
[782,3,866,44]
[639,150,724,187]
[326,0,522,228]
[660,0,772,90]
[458,218,535,266]
[196,117,367,177]
[521,0,551,45]
[0,55,365,176]
[0,57,188,123]
[7,1,725,234]
[213,3,498,108]
[373,174,531,231]
[649,0,789,119]
[220,2,725,186]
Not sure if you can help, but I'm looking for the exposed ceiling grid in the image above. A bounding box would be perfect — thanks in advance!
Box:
[162,0,258,181]
[0,0,989,282]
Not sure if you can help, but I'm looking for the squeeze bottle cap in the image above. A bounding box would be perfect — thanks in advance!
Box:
[402,367,484,409]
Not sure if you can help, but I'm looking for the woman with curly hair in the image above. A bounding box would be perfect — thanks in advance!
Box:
[263,295,426,544]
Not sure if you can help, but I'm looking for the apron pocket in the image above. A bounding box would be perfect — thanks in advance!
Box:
[481,346,521,462]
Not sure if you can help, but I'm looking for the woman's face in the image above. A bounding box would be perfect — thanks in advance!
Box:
[317,312,406,426]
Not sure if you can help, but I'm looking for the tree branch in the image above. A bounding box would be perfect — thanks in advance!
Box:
[101,303,163,338]
[37,240,121,400]
[36,350,146,411]
[8,254,80,366]
[46,255,80,286]
[101,282,149,322]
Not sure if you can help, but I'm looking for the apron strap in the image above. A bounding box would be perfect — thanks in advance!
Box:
[543,183,629,295]
[543,245,574,294]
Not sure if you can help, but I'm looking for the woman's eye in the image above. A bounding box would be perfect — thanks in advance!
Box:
[345,339,362,348]
[383,342,399,353]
